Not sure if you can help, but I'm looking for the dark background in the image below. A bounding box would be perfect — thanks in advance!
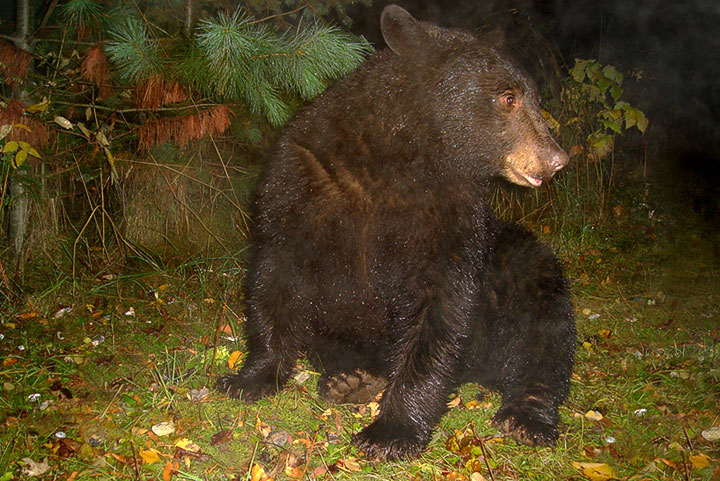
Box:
[347,0,720,225]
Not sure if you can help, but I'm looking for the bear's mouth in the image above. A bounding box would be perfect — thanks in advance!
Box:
[506,167,543,187]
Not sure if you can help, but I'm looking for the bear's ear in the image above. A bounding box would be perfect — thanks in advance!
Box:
[380,5,430,57]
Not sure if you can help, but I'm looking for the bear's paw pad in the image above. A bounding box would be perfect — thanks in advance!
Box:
[318,370,387,404]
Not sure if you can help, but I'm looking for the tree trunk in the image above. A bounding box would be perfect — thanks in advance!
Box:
[9,0,34,265]
[184,0,194,38]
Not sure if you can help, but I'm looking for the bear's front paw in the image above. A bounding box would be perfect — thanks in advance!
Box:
[216,373,275,402]
[491,403,559,447]
[352,418,429,461]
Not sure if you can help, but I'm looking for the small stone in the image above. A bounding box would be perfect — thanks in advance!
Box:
[151,421,175,436]
[701,427,720,442]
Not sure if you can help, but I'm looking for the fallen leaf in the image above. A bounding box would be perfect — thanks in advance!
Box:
[210,429,233,446]
[228,351,243,370]
[572,461,616,481]
[140,448,162,464]
[175,438,201,453]
[689,453,711,470]
[256,419,271,438]
[471,473,488,481]
[15,311,38,321]
[447,396,462,408]
[162,460,175,481]
[585,410,604,421]
[250,463,273,481]
[339,457,362,473]
[21,458,50,477]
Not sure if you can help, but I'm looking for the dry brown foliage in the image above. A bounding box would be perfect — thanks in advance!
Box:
[137,105,232,151]
[0,100,52,149]
[80,45,114,100]
[135,76,188,110]
[0,41,31,89]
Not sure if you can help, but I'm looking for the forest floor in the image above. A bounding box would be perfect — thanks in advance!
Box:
[0,181,718,481]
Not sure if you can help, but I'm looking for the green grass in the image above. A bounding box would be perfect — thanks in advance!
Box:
[1,188,718,481]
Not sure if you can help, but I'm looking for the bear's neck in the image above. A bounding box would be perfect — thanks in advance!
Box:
[284,50,491,192]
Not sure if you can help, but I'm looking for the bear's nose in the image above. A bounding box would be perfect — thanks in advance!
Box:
[549,149,569,172]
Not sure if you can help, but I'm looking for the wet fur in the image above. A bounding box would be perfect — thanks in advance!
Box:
[217,5,575,461]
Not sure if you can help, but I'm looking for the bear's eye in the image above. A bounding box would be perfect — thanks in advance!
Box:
[502,94,516,107]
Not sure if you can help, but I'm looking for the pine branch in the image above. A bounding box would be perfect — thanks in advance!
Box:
[105,16,162,83]
[59,0,102,32]
[183,8,372,126]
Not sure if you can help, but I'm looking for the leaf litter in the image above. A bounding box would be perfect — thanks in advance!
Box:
[1,205,719,481]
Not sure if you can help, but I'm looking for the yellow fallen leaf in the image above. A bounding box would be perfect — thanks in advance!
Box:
[597,328,612,338]
[585,410,604,421]
[572,461,616,481]
[367,401,380,418]
[250,463,273,481]
[228,351,242,370]
[285,464,303,479]
[340,457,361,473]
[139,448,162,464]
[447,396,462,408]
[689,453,711,469]
[175,438,200,453]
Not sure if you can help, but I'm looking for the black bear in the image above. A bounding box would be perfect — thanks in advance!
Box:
[218,4,575,461]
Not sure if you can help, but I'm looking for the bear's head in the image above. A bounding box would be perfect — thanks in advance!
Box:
[380,5,569,187]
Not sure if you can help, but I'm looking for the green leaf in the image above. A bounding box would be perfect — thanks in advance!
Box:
[13,148,28,168]
[595,76,611,94]
[569,59,589,82]
[602,118,622,134]
[602,64,623,85]
[2,141,19,153]
[624,106,649,133]
[581,84,603,103]
[610,83,623,102]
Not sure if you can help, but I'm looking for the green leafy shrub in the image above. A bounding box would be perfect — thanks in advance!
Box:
[491,59,649,236]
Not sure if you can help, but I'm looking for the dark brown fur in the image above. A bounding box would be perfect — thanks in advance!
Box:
[217,5,574,461]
